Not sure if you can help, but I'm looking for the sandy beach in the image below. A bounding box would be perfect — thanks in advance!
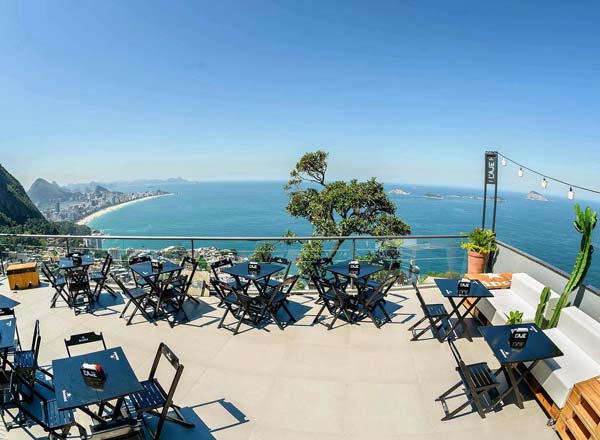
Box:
[76,193,173,225]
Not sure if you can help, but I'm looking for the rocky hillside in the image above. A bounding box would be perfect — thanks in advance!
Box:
[28,178,75,204]
[0,165,46,227]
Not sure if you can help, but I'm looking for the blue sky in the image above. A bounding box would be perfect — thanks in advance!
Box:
[1,1,599,198]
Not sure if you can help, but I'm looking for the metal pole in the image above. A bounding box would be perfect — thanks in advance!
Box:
[66,238,70,255]
[482,153,488,229]
[191,239,195,259]
[351,238,356,260]
[491,177,499,232]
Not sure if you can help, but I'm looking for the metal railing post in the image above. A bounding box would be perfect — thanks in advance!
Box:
[191,239,195,259]
[351,238,356,260]
[66,238,70,255]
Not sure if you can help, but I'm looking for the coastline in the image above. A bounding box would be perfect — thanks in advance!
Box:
[76,193,173,226]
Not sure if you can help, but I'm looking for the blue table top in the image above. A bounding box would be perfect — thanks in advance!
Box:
[130,260,182,278]
[480,324,563,364]
[58,255,95,270]
[0,318,17,350]
[53,347,142,410]
[435,278,494,298]
[0,294,19,310]
[221,262,283,281]
[326,261,383,280]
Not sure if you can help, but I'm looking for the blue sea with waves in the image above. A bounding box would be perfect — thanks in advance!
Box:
[87,181,600,288]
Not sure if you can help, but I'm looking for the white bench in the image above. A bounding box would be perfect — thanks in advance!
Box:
[476,273,560,326]
[531,306,600,408]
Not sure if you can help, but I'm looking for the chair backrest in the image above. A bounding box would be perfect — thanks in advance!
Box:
[270,256,292,279]
[148,343,185,414]
[100,254,113,276]
[111,273,135,299]
[65,331,107,357]
[312,257,332,277]
[365,274,398,305]
[129,255,151,266]
[179,257,199,294]
[66,270,89,293]
[267,275,299,306]
[41,262,57,285]
[210,259,233,280]
[210,279,236,302]
[412,282,429,314]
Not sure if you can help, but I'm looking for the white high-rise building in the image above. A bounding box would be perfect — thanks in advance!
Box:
[108,247,122,262]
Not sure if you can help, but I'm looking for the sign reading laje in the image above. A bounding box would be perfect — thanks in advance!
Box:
[485,151,498,185]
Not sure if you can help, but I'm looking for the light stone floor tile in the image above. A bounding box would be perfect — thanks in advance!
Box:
[0,279,558,439]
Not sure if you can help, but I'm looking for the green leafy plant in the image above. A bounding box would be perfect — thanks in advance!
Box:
[548,204,597,328]
[534,287,552,328]
[461,228,498,254]
[251,242,275,262]
[505,310,523,325]
[284,151,411,271]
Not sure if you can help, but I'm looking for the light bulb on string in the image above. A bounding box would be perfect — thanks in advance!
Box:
[502,157,507,167]
[542,177,548,189]
[568,187,575,200]
[518,167,524,177]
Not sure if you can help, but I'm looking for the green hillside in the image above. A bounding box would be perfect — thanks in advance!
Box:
[0,164,46,227]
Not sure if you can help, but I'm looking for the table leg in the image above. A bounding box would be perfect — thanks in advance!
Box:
[505,364,524,409]
[441,297,469,341]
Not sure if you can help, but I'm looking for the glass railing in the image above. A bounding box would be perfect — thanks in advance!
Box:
[0,233,467,288]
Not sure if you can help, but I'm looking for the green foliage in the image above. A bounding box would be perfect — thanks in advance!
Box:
[285,151,411,272]
[505,310,523,325]
[251,242,275,262]
[461,228,497,254]
[419,270,461,283]
[297,240,323,280]
[535,287,552,328]
[548,204,597,328]
[0,164,46,227]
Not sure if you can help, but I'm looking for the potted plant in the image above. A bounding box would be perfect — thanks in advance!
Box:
[461,228,497,274]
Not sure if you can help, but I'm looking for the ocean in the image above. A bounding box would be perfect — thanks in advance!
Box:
[86,181,600,288]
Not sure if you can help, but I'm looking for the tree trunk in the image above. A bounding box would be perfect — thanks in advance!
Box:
[328,239,345,260]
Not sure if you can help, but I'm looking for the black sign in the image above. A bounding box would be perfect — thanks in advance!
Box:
[151,260,163,272]
[248,262,261,273]
[81,363,106,381]
[349,261,360,274]
[485,151,498,185]
[458,279,471,295]
[509,327,529,349]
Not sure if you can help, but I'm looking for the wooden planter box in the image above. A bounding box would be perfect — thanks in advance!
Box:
[556,376,600,440]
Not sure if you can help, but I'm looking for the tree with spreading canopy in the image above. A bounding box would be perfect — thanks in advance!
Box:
[285,151,411,278]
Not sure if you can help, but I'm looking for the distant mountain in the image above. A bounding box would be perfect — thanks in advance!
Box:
[527,191,549,202]
[28,178,76,204]
[0,165,46,227]
[94,185,110,194]
[64,177,197,191]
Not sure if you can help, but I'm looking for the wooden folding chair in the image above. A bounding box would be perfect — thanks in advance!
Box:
[111,274,156,326]
[408,281,450,341]
[41,262,69,308]
[90,254,116,300]
[129,343,194,439]
[260,275,298,330]
[436,338,500,420]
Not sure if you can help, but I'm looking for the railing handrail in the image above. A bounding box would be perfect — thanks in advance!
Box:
[0,233,466,241]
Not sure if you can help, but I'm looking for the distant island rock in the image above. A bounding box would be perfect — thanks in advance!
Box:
[527,191,548,202]
[448,194,506,202]
[424,193,444,200]
[388,188,411,195]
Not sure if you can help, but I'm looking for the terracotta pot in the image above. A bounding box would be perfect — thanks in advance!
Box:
[467,251,488,274]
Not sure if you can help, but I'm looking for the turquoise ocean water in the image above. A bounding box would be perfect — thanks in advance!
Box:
[87,182,600,288]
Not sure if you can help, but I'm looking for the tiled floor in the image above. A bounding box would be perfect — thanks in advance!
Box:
[0,278,558,439]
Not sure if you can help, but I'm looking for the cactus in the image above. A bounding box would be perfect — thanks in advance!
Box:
[535,287,552,328]
[548,204,597,328]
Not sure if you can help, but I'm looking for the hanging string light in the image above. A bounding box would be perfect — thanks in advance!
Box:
[499,153,600,200]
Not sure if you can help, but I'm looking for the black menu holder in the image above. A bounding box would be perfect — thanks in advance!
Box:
[248,262,260,273]
[81,363,106,389]
[509,327,529,349]
[458,279,471,296]
[72,255,82,266]
[349,260,360,275]
[151,260,163,272]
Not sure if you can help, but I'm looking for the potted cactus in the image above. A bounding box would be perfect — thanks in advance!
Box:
[461,228,498,274]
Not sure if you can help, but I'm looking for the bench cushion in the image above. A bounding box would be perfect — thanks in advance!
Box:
[477,291,536,326]
[531,326,600,408]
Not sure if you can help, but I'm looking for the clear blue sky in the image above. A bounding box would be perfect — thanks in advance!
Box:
[1,0,599,197]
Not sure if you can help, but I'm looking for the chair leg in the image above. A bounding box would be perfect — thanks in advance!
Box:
[269,310,285,330]
[282,303,296,322]
[436,380,463,401]
[328,308,342,330]
[408,316,427,331]
[218,308,230,329]
[312,303,327,324]
[233,310,247,335]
